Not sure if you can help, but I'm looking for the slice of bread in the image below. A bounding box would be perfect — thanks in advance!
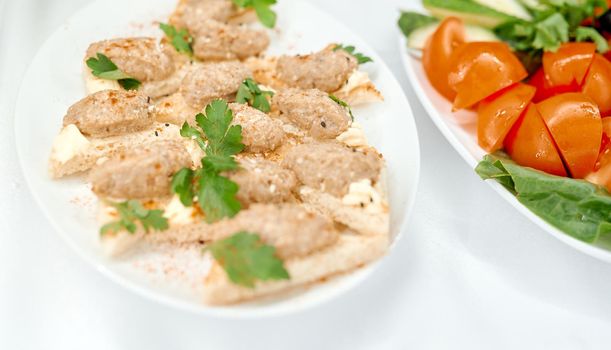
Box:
[49,123,182,179]
[202,232,388,305]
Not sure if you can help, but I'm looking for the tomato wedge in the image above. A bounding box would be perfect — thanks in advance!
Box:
[422,17,465,101]
[542,42,596,87]
[477,83,536,152]
[582,54,611,116]
[448,42,528,110]
[537,93,602,179]
[504,103,567,176]
[586,118,611,191]
[528,67,580,103]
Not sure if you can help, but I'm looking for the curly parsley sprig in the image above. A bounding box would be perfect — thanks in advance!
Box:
[100,200,168,236]
[171,100,245,223]
[86,53,141,90]
[232,0,277,28]
[236,78,274,113]
[333,44,373,65]
[205,231,290,288]
[160,22,193,56]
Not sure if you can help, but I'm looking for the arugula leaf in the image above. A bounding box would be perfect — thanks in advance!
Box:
[328,94,354,121]
[476,154,611,243]
[232,0,277,28]
[206,231,290,288]
[333,44,373,65]
[100,200,168,236]
[171,100,245,222]
[576,26,609,53]
[86,53,141,90]
[236,78,274,113]
[397,11,438,38]
[159,22,193,56]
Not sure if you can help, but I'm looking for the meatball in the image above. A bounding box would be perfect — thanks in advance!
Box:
[86,38,175,82]
[229,103,285,153]
[226,157,297,206]
[89,140,191,199]
[191,19,270,61]
[180,61,251,109]
[212,204,338,259]
[63,90,153,138]
[273,88,351,139]
[282,141,382,197]
[276,48,357,92]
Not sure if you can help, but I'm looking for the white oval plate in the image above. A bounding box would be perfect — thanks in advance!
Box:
[14,0,421,318]
[398,33,611,263]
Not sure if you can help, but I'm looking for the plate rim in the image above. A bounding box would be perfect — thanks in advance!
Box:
[11,0,422,318]
[397,33,611,264]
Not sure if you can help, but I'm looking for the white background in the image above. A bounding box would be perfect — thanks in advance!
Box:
[2,0,611,349]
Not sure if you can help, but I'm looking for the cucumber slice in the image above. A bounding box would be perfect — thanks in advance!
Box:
[473,0,532,20]
[407,23,499,50]
[423,0,519,28]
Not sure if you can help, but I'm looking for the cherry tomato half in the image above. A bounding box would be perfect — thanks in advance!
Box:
[537,93,602,179]
[504,103,567,177]
[448,42,528,110]
[422,17,466,101]
[543,42,596,88]
[528,67,580,103]
[477,83,536,152]
[582,54,611,116]
[586,118,611,191]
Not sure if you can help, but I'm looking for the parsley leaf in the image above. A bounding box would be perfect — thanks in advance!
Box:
[86,53,141,90]
[236,78,274,113]
[232,0,277,28]
[100,200,168,236]
[160,22,193,56]
[172,100,245,223]
[206,231,290,288]
[329,94,354,121]
[333,44,373,65]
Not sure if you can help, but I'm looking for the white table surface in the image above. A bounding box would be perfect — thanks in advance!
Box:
[2,1,611,349]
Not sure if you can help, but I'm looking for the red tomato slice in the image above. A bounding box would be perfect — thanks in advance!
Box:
[536,93,602,179]
[528,67,580,103]
[422,17,465,101]
[477,83,536,152]
[586,118,611,191]
[582,54,611,116]
[542,42,596,87]
[504,103,568,176]
[448,42,528,110]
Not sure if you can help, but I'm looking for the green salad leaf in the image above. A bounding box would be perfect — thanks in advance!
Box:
[333,44,373,65]
[236,78,274,113]
[476,154,611,243]
[100,200,168,235]
[397,11,438,38]
[86,53,141,90]
[206,231,290,288]
[171,100,245,223]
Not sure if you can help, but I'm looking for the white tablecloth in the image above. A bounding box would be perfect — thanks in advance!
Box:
[2,1,611,349]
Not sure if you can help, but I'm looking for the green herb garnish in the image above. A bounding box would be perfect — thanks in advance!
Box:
[233,0,277,28]
[329,94,354,121]
[476,154,611,243]
[100,200,168,235]
[86,53,141,90]
[333,44,373,65]
[206,231,290,288]
[160,22,193,56]
[171,100,244,223]
[236,78,274,113]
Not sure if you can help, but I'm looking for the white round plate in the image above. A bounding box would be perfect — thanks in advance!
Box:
[398,33,611,263]
[14,0,421,317]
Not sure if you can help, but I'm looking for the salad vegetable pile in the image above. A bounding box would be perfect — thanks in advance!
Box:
[399,0,611,243]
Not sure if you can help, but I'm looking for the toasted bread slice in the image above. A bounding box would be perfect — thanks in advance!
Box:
[49,123,182,179]
[202,232,388,305]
